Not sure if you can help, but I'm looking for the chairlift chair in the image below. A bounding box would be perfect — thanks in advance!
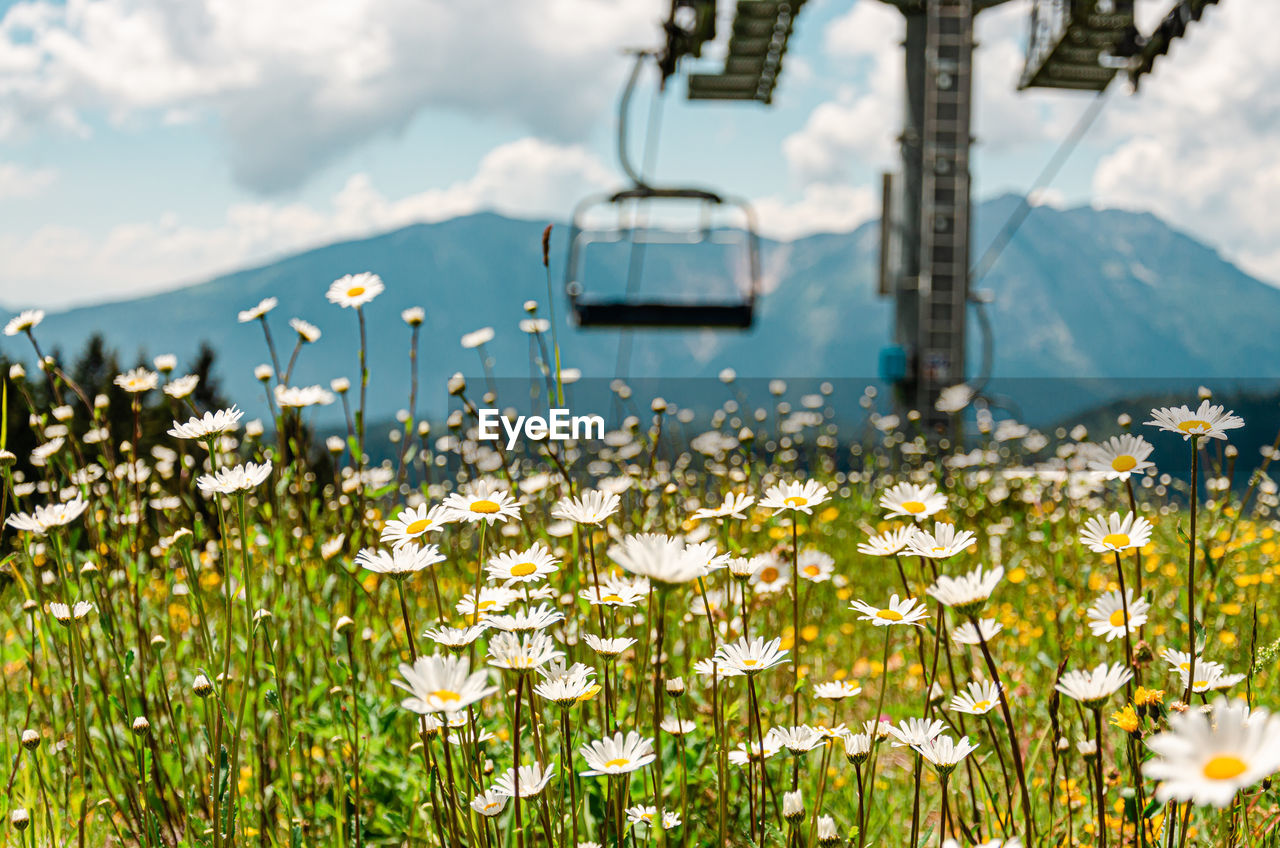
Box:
[564,184,761,329]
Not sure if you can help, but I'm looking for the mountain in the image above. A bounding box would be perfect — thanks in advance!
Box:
[6,196,1280,427]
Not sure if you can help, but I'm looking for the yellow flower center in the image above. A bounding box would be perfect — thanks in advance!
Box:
[741,658,759,667]
[1111,455,1137,472]
[578,684,602,701]
[1177,420,1211,433]
[877,609,904,622]
[972,700,991,712]
[604,757,631,769]
[758,566,780,583]
[483,801,500,811]
[430,689,461,703]
[602,593,624,603]
[1202,755,1247,781]
[347,286,366,297]
[784,496,808,507]
[509,562,538,577]
[1102,533,1130,549]
[477,600,496,611]
[803,565,820,576]
[1178,662,1191,672]
[1108,610,1128,628]
[931,546,947,553]
[470,499,501,514]
[405,518,432,535]
[902,500,926,514]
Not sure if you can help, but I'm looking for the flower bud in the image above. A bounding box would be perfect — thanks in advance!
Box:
[21,729,39,750]
[132,716,150,736]
[192,674,213,698]
[11,808,29,831]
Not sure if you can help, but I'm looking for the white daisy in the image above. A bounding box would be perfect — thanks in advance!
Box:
[1086,589,1151,642]
[114,367,159,394]
[422,624,488,650]
[749,554,790,594]
[1085,434,1155,480]
[1079,511,1153,553]
[857,527,917,557]
[289,317,321,342]
[711,635,789,676]
[168,406,243,441]
[486,543,560,586]
[49,601,95,623]
[927,565,1003,616]
[579,731,656,776]
[887,717,946,748]
[380,503,448,548]
[766,725,824,754]
[1146,401,1244,441]
[456,587,521,619]
[693,492,756,520]
[849,594,929,627]
[950,680,1003,716]
[1143,697,1280,807]
[879,482,947,521]
[1055,662,1133,709]
[163,374,200,399]
[812,680,862,700]
[905,523,976,559]
[6,497,89,536]
[196,461,272,495]
[486,630,563,671]
[326,272,384,308]
[914,735,979,775]
[470,790,508,817]
[393,653,497,713]
[609,533,721,585]
[354,544,445,578]
[534,660,598,705]
[237,297,277,323]
[625,806,681,830]
[581,634,637,658]
[951,618,1003,646]
[4,309,44,336]
[274,385,335,408]
[579,578,649,608]
[491,762,555,798]
[461,327,495,349]
[797,549,836,583]
[759,480,830,515]
[442,482,522,525]
[551,489,621,525]
[484,603,564,633]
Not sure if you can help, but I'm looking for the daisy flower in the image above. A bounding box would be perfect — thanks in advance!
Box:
[582,634,637,658]
[783,790,804,822]
[797,549,836,583]
[486,630,563,671]
[114,367,159,394]
[394,653,497,713]
[850,594,929,627]
[461,327,495,349]
[380,503,448,548]
[442,481,522,525]
[551,489,621,525]
[927,565,1003,616]
[49,601,95,624]
[905,523,976,559]
[354,544,444,578]
[609,533,719,585]
[579,579,648,608]
[729,738,779,766]
[750,554,790,594]
[693,492,756,520]
[423,624,488,650]
[163,374,199,399]
[535,661,598,706]
[6,496,89,536]
[1086,589,1151,642]
[274,385,335,408]
[1085,434,1155,480]
[843,732,873,764]
[1142,697,1280,807]
[712,635,789,676]
[486,543,560,586]
[491,762,555,798]
[579,731,656,776]
[326,272,384,309]
[766,725,825,754]
[3,309,44,336]
[887,717,946,748]
[456,587,521,619]
[693,658,742,679]
[914,735,979,775]
[288,317,321,342]
[196,460,273,495]
[1182,665,1246,694]
[237,297,277,323]
[812,680,862,700]
[857,527,916,557]
[626,806,681,830]
[952,618,1003,646]
[950,680,1003,716]
[1079,511,1153,553]
[484,603,564,633]
[168,406,243,441]
[470,790,508,817]
[1055,662,1133,709]
[879,482,947,520]
[1146,401,1244,441]
[759,480,829,514]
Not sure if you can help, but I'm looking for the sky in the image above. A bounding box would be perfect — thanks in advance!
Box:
[0,0,1274,310]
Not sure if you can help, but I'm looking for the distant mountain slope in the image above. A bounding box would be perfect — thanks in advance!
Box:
[7,196,1280,425]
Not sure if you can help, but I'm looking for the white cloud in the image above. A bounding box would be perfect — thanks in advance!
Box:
[1092,1,1280,284]
[0,162,56,198]
[0,137,617,308]
[0,0,662,192]
[754,182,877,241]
